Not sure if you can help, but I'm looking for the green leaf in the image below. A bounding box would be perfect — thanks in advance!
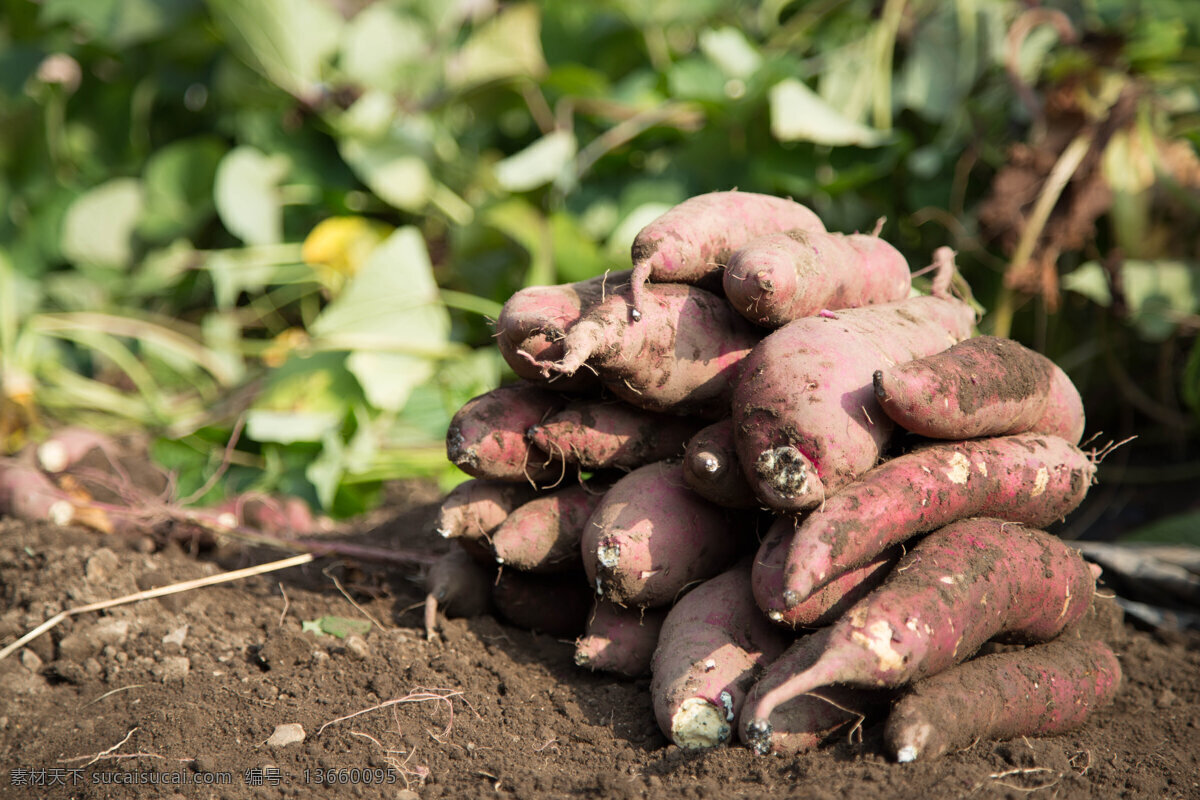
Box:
[310,227,451,412]
[1064,260,1200,341]
[493,130,577,193]
[301,615,372,638]
[214,146,290,246]
[40,0,200,48]
[699,27,761,80]
[139,137,226,242]
[445,3,547,89]
[1119,510,1200,547]
[769,78,891,147]
[339,137,434,213]
[61,178,145,269]
[207,0,343,98]
[339,5,432,93]
[247,352,362,444]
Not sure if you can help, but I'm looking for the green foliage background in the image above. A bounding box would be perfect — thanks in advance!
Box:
[1,0,1198,523]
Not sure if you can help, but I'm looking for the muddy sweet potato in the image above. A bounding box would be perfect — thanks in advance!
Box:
[723,230,911,328]
[574,600,668,678]
[495,270,631,391]
[682,419,759,509]
[732,291,975,511]
[434,479,541,543]
[776,433,1096,610]
[650,562,791,749]
[740,628,891,755]
[492,569,594,637]
[741,518,1098,742]
[872,336,1085,442]
[533,283,761,419]
[446,383,565,483]
[491,482,608,573]
[752,516,899,628]
[424,543,495,640]
[628,191,825,317]
[526,399,703,472]
[581,461,750,607]
[885,639,1121,762]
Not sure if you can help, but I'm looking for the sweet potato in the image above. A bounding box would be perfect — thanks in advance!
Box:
[628,191,825,318]
[723,230,911,328]
[752,516,899,628]
[884,639,1121,762]
[492,569,594,637]
[777,433,1096,609]
[650,562,791,749]
[682,419,759,509]
[581,461,750,607]
[872,336,1085,442]
[424,543,495,640]
[740,628,891,755]
[491,482,608,573]
[732,292,975,511]
[526,400,703,471]
[495,270,630,390]
[574,600,668,678]
[534,283,761,418]
[741,518,1097,739]
[35,427,118,473]
[434,479,540,543]
[445,383,565,483]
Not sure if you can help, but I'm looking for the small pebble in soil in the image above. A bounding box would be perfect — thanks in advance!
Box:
[266,723,305,747]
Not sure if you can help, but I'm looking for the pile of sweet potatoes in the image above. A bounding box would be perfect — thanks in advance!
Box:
[433,190,1121,761]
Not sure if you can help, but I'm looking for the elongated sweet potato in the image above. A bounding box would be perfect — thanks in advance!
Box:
[628,191,825,318]
[885,639,1121,762]
[495,270,631,390]
[526,400,703,471]
[682,418,759,509]
[650,562,791,749]
[732,292,975,511]
[434,479,540,543]
[740,628,891,755]
[741,518,1098,742]
[534,283,761,418]
[723,230,911,328]
[491,482,608,572]
[574,600,668,678]
[492,569,594,637]
[446,383,565,483]
[752,516,899,628]
[424,543,495,640]
[581,461,749,607]
[777,433,1096,609]
[873,336,1085,442]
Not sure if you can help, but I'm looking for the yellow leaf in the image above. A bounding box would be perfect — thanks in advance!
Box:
[302,217,394,288]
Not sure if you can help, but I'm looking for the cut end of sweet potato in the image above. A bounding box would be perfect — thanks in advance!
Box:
[753,446,824,510]
[671,696,733,749]
[890,720,935,762]
[742,719,773,755]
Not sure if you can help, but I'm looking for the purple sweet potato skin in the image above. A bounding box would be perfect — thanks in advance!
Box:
[682,418,759,509]
[811,518,1096,688]
[445,383,565,483]
[555,284,762,418]
[740,629,891,755]
[752,517,898,628]
[495,270,631,389]
[574,600,668,677]
[779,433,1096,607]
[491,483,607,573]
[492,569,594,637]
[732,295,975,511]
[435,479,540,542]
[884,639,1121,762]
[1034,363,1086,444]
[582,461,748,607]
[425,543,495,618]
[873,336,1085,441]
[629,191,825,309]
[526,400,703,471]
[724,231,911,328]
[650,563,791,748]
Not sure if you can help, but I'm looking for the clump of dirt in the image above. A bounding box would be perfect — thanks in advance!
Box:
[1,484,1198,800]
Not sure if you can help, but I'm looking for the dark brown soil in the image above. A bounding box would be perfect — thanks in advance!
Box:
[2,482,1198,800]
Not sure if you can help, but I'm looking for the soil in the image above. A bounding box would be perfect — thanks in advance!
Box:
[2,481,1199,800]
